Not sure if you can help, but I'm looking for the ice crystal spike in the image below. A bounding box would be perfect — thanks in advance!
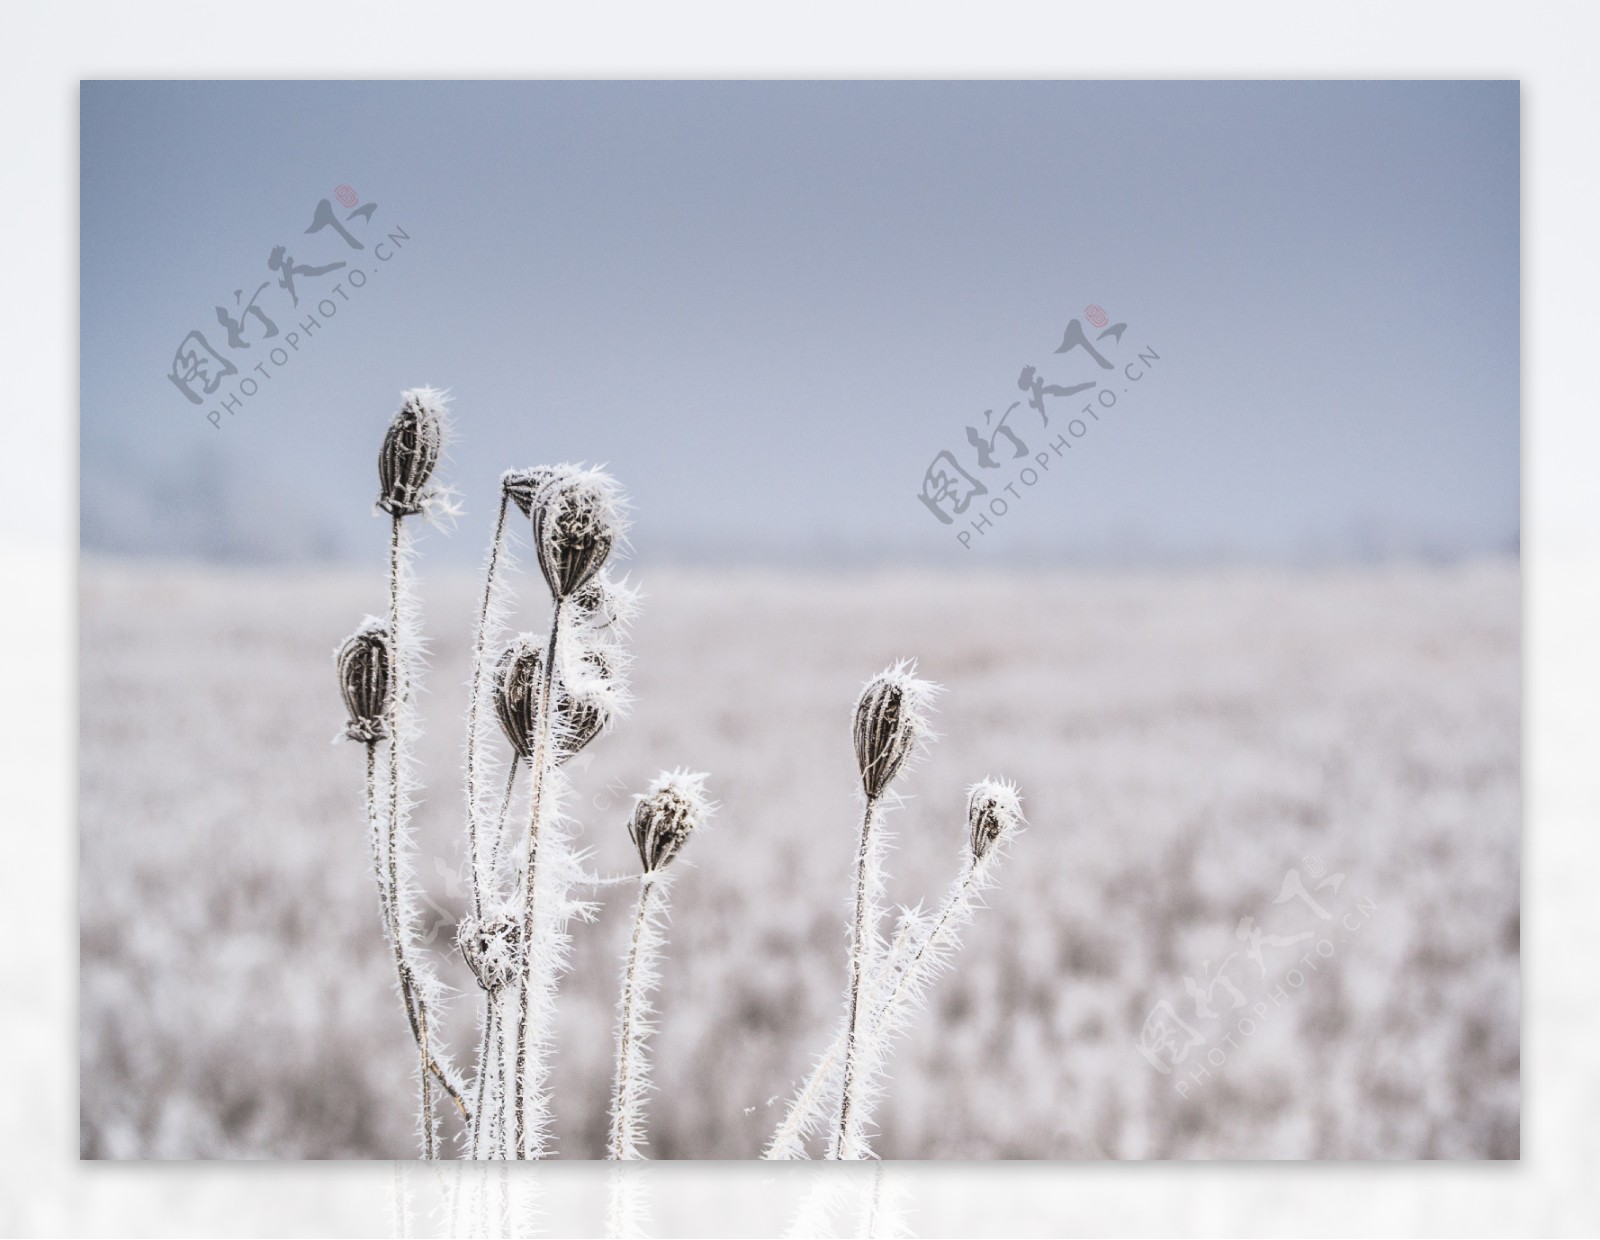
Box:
[337,620,391,743]
[457,913,524,993]
[967,778,1023,861]
[377,389,445,516]
[627,772,711,873]
[852,661,937,799]
[532,467,624,600]
[493,637,545,760]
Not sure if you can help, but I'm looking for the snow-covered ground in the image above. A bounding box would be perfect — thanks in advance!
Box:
[79,557,1519,1159]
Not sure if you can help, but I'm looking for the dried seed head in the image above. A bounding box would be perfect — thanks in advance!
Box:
[554,649,613,763]
[966,778,1023,861]
[531,466,627,601]
[377,388,446,516]
[336,619,391,743]
[495,636,620,764]
[852,659,940,799]
[493,636,545,760]
[502,466,558,519]
[570,571,640,630]
[557,693,605,761]
[570,579,608,625]
[627,770,713,873]
[456,912,523,993]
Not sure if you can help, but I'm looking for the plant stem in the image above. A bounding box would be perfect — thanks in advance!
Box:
[419,998,436,1159]
[835,794,880,1159]
[513,608,563,1159]
[386,514,436,1157]
[487,760,520,893]
[770,856,987,1159]
[364,742,389,919]
[383,513,473,1151]
[878,862,978,1020]
[609,876,657,1160]
[496,1008,512,1159]
[470,999,498,1160]
[466,493,510,919]
[367,737,474,1145]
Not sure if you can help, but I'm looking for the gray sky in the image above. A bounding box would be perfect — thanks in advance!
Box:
[81,80,1518,566]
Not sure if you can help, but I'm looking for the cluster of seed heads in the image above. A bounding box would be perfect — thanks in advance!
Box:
[340,387,1023,1163]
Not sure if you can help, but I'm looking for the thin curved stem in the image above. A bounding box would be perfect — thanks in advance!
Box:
[466,493,511,919]
[470,998,498,1159]
[383,514,473,1149]
[513,608,563,1158]
[487,759,520,892]
[835,794,879,1159]
[386,514,435,1157]
[770,858,986,1159]
[364,742,388,916]
[419,999,436,1159]
[608,876,657,1159]
[878,863,978,1020]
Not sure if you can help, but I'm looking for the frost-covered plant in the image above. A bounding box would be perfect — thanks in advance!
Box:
[764,665,1024,1160]
[608,770,713,1159]
[339,387,1018,1163]
[338,388,471,1161]
[504,464,630,1160]
[339,390,688,1160]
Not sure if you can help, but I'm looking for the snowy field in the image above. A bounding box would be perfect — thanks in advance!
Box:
[78,556,1519,1160]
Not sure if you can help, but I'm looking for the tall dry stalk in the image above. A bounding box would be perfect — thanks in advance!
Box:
[765,778,1023,1158]
[608,772,713,1159]
[834,661,938,1160]
[339,389,471,1158]
[764,664,1023,1161]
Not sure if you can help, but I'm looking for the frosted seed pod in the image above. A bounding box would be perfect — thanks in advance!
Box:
[336,620,391,743]
[492,637,544,759]
[457,913,523,993]
[627,772,712,873]
[531,467,625,600]
[502,466,557,520]
[852,661,938,799]
[966,778,1023,861]
[377,389,445,516]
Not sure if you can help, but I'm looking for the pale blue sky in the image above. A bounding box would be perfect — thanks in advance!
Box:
[80,81,1519,565]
